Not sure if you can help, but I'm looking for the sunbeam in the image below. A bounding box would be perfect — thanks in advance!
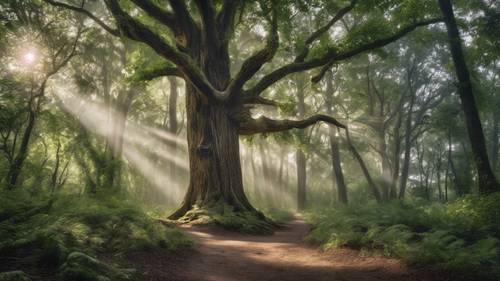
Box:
[54,88,188,202]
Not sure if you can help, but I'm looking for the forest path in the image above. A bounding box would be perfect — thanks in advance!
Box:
[130,219,444,281]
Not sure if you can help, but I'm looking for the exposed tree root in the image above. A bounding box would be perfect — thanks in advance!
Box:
[169,202,281,235]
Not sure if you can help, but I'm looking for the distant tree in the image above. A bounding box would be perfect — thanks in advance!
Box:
[0,1,81,188]
[438,0,498,194]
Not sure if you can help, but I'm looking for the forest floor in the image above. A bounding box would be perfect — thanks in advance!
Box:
[126,219,449,281]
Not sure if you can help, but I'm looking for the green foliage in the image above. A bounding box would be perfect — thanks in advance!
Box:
[58,252,135,281]
[179,202,276,234]
[306,193,500,280]
[263,208,295,224]
[0,190,191,278]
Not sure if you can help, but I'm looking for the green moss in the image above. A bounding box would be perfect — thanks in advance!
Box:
[178,202,276,234]
[0,271,32,281]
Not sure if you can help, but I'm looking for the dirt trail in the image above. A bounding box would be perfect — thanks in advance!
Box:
[129,220,446,281]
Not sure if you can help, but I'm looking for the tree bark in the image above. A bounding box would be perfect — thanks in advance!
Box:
[438,0,498,193]
[491,108,499,172]
[7,80,47,188]
[296,150,307,210]
[325,71,348,203]
[344,128,382,202]
[170,83,259,219]
[296,75,307,210]
[390,111,403,199]
[399,87,416,199]
[168,76,179,181]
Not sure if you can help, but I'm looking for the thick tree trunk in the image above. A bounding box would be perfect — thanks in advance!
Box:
[170,84,257,219]
[438,0,498,193]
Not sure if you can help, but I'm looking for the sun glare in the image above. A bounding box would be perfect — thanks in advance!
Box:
[22,51,36,65]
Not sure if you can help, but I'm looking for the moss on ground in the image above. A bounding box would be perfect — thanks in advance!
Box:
[176,201,282,234]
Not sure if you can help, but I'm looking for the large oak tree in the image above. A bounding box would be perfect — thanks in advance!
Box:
[45,0,441,220]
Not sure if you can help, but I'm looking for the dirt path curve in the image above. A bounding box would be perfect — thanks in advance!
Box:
[130,219,445,281]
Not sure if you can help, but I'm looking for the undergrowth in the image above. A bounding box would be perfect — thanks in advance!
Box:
[0,190,191,280]
[177,202,293,234]
[305,192,500,281]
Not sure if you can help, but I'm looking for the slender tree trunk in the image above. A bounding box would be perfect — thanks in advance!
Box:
[168,77,179,182]
[379,130,392,200]
[438,0,498,193]
[390,111,403,199]
[345,129,382,202]
[296,150,307,210]
[278,148,284,188]
[7,80,46,188]
[444,164,449,201]
[325,71,348,203]
[399,85,416,199]
[436,151,443,201]
[50,140,62,193]
[296,75,307,210]
[447,130,460,197]
[491,109,499,172]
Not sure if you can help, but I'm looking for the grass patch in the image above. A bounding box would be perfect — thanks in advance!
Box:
[305,193,500,281]
[263,208,295,224]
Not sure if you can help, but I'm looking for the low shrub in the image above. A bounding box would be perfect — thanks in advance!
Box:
[0,191,191,279]
[306,192,500,280]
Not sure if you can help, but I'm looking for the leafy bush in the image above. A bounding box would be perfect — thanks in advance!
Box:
[0,191,191,279]
[306,192,500,280]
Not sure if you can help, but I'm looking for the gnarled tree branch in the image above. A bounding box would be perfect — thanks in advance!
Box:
[238,114,346,135]
[130,0,176,31]
[133,64,183,81]
[216,0,241,42]
[43,0,119,36]
[226,1,279,96]
[168,0,198,37]
[295,0,358,63]
[194,0,218,45]
[103,0,227,101]
[245,18,443,98]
